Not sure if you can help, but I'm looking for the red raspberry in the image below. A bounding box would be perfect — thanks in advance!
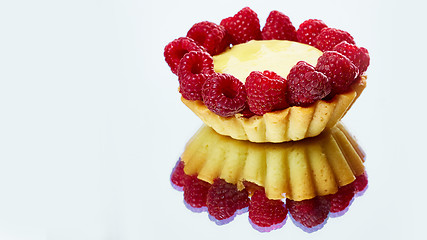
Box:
[220,7,262,45]
[207,179,249,220]
[170,160,190,188]
[245,70,289,115]
[287,61,331,106]
[178,51,215,100]
[328,184,355,213]
[183,176,211,208]
[187,21,230,56]
[352,172,368,193]
[261,10,297,41]
[240,102,256,118]
[316,51,358,96]
[297,19,328,46]
[249,189,287,228]
[333,41,370,76]
[314,28,355,51]
[202,73,247,117]
[287,196,330,228]
[164,37,206,75]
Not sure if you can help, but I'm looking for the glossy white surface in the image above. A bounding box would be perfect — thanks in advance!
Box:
[0,0,426,239]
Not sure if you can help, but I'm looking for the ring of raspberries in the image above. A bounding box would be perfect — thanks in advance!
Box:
[171,160,368,231]
[164,7,370,118]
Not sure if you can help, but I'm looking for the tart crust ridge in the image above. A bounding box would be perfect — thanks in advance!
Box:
[182,76,366,143]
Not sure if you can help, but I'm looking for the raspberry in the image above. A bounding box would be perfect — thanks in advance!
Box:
[170,160,190,188]
[287,61,331,106]
[164,37,206,75]
[297,19,328,46]
[240,102,256,118]
[183,176,211,208]
[220,7,262,45]
[207,179,249,220]
[202,73,247,117]
[261,10,297,41]
[287,196,330,228]
[245,70,289,115]
[316,51,358,96]
[249,189,287,228]
[328,184,355,213]
[352,172,368,193]
[178,51,215,100]
[333,41,370,76]
[314,28,355,51]
[187,21,230,55]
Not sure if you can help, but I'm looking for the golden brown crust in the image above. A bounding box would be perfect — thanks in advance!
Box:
[181,122,365,201]
[182,77,366,143]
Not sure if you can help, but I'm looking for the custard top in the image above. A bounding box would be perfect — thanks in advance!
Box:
[213,40,323,83]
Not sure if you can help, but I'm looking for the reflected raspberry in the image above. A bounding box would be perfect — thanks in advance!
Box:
[183,176,211,208]
[287,196,330,229]
[249,189,287,229]
[328,184,356,213]
[353,172,368,193]
[206,179,249,221]
[170,160,189,189]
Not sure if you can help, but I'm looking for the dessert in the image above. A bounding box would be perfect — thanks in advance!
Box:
[167,7,370,231]
[178,122,365,201]
[170,123,368,231]
[164,7,370,142]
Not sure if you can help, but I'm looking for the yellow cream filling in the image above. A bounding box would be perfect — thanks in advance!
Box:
[213,40,323,83]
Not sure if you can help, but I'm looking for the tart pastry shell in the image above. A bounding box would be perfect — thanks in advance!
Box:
[182,77,366,143]
[181,122,365,201]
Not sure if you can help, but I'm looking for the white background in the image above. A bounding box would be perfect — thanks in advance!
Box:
[0,0,426,239]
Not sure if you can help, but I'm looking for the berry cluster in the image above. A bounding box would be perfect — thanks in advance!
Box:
[171,160,368,231]
[164,7,370,117]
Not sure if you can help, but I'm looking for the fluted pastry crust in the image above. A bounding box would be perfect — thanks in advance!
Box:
[181,122,365,201]
[182,77,366,143]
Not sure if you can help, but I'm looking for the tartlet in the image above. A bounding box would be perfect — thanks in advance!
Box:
[164,8,369,143]
[168,8,370,230]
[180,122,365,201]
[171,122,368,230]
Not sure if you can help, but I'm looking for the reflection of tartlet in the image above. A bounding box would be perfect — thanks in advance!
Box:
[181,122,365,201]
[164,8,370,143]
